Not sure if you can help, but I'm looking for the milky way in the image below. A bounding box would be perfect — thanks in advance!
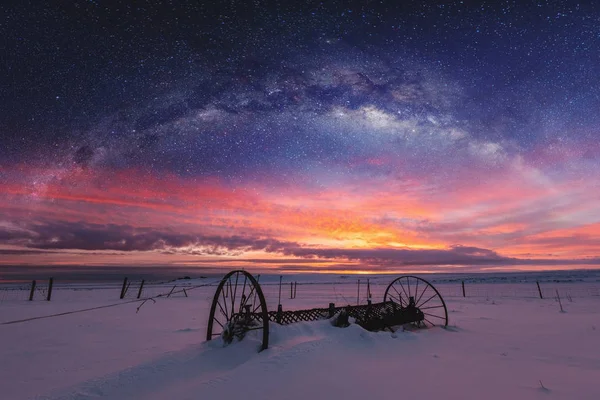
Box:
[1,1,599,273]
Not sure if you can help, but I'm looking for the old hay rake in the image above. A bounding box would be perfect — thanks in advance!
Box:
[206,270,448,351]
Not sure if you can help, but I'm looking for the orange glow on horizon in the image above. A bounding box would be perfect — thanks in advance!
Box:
[1,163,599,271]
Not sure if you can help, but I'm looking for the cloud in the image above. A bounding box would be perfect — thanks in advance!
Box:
[0,249,56,255]
[2,220,598,268]
[0,220,296,254]
[280,244,507,265]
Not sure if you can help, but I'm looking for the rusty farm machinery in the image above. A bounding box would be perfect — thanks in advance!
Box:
[206,270,448,351]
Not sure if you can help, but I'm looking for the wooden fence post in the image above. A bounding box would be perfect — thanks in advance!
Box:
[278,275,282,305]
[137,280,145,299]
[47,278,54,301]
[29,280,36,301]
[120,277,128,299]
[556,289,563,312]
[290,282,293,299]
[357,279,360,305]
[328,303,335,318]
[536,281,543,299]
[294,282,297,298]
[462,281,466,297]
[167,285,176,297]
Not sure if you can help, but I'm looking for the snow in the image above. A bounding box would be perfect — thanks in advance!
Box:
[1,276,599,400]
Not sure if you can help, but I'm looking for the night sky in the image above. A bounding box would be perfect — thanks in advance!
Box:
[1,0,599,273]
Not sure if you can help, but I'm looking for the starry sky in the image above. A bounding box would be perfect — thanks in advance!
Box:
[1,0,599,274]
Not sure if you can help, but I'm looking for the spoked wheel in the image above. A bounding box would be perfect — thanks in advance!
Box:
[206,270,269,351]
[384,275,448,328]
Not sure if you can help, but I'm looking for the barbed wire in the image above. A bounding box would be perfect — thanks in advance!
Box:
[0,277,224,326]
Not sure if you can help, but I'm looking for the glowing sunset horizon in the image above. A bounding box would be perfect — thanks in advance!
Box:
[2,161,599,273]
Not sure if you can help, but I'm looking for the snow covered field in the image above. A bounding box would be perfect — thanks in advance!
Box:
[1,274,600,400]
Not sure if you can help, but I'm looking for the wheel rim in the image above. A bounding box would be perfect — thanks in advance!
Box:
[206,270,269,351]
[383,275,448,328]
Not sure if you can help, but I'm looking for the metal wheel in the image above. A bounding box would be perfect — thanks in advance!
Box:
[206,270,269,351]
[384,275,448,328]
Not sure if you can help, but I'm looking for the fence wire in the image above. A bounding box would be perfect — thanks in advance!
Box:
[1,279,599,306]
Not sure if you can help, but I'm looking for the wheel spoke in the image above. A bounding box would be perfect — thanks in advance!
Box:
[253,274,260,307]
[415,284,428,305]
[391,286,404,306]
[213,318,225,329]
[239,275,248,313]
[221,283,229,319]
[213,314,228,333]
[397,280,410,300]
[388,292,401,305]
[419,305,445,310]
[414,279,419,303]
[423,312,446,320]
[231,273,239,317]
[423,317,434,327]
[217,299,228,319]
[241,284,256,311]
[418,292,438,308]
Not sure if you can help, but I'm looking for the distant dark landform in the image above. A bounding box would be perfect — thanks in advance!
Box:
[1,265,600,285]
